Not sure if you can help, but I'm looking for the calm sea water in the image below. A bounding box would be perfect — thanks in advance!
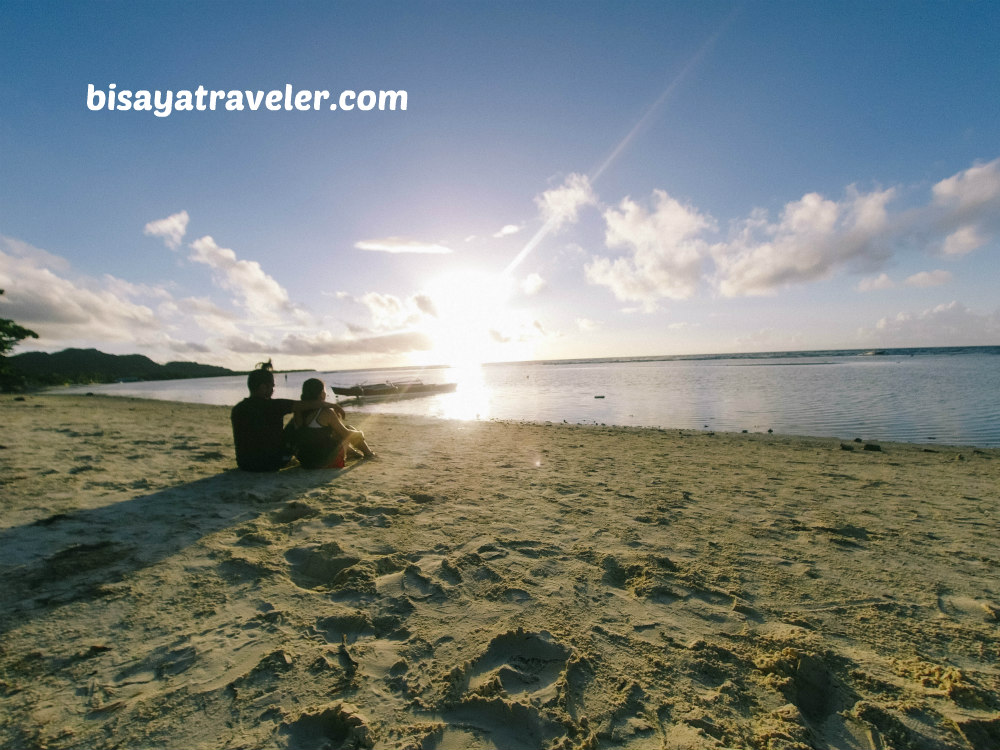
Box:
[53,347,1000,447]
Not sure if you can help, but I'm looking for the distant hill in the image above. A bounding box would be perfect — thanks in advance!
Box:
[8,348,239,385]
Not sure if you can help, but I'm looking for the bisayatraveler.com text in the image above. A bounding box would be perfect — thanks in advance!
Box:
[86,84,407,117]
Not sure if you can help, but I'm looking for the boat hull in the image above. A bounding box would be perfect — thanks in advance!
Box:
[331,381,457,398]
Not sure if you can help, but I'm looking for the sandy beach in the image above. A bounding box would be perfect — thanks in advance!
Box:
[1,394,998,750]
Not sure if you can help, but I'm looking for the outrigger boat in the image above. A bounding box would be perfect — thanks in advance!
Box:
[330,378,457,398]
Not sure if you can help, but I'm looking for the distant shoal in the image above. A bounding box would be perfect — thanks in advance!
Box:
[1,393,998,750]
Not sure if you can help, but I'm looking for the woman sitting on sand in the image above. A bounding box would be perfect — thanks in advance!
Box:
[292,378,375,468]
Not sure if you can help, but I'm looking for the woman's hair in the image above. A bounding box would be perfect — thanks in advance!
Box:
[301,378,325,401]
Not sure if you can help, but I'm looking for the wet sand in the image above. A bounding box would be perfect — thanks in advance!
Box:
[1,394,998,749]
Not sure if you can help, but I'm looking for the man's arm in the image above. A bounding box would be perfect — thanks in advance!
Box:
[291,398,338,413]
[271,397,338,414]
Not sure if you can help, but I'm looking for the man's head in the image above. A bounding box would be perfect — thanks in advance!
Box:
[247,360,275,398]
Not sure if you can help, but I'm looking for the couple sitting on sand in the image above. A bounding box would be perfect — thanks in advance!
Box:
[231,361,375,472]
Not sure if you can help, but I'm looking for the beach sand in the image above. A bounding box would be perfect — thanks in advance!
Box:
[1,394,998,750]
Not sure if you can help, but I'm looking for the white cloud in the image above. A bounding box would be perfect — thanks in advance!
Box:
[413,293,438,318]
[219,333,275,354]
[585,190,712,308]
[493,224,522,238]
[355,237,453,254]
[0,234,283,364]
[344,321,370,336]
[576,317,598,331]
[99,274,173,301]
[904,270,952,288]
[731,327,805,352]
[931,158,1000,217]
[277,330,434,355]
[536,173,596,230]
[188,235,301,322]
[489,317,555,345]
[857,273,895,292]
[521,272,546,296]
[941,225,986,256]
[577,158,998,308]
[1,225,443,368]
[870,301,1000,346]
[144,210,189,249]
[350,291,438,332]
[164,336,212,354]
[0,239,166,345]
[712,186,896,297]
[929,158,1000,256]
[167,296,244,338]
[0,235,71,273]
[359,292,413,330]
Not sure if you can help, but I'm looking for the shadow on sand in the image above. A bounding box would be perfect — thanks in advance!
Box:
[0,464,363,636]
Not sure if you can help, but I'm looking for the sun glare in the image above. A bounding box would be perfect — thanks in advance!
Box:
[421,269,519,367]
[437,361,493,421]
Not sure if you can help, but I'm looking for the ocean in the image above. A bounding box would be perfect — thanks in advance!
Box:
[53,346,1000,447]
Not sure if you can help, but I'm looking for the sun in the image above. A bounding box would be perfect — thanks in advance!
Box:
[419,269,524,367]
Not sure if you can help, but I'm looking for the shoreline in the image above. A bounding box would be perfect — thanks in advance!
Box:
[36,387,1000,451]
[2,394,999,749]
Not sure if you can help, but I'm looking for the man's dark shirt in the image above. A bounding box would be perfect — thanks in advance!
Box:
[231,396,296,472]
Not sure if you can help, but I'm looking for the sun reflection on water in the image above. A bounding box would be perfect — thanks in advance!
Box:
[434,363,493,421]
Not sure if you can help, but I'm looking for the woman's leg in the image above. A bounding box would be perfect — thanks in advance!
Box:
[344,429,375,458]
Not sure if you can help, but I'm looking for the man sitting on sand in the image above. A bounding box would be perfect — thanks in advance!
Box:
[230,361,331,472]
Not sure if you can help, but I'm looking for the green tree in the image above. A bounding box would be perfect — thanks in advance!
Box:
[0,289,40,390]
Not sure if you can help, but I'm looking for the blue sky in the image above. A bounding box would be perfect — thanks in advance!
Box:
[2,1,998,370]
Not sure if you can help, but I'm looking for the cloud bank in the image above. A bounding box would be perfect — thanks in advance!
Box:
[2,214,446,368]
[0,235,163,343]
[5,158,996,369]
[575,158,1000,304]
[869,301,1000,346]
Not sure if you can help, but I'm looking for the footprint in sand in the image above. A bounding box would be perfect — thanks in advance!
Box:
[810,522,878,549]
[495,539,561,559]
[271,501,320,524]
[430,631,574,750]
[430,700,552,750]
[458,629,572,704]
[284,543,361,590]
[279,702,373,750]
[755,648,856,727]
[376,563,446,603]
[936,594,1000,623]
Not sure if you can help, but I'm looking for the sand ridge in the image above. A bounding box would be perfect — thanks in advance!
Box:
[1,394,998,749]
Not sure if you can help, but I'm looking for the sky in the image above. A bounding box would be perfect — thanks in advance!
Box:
[1,1,998,372]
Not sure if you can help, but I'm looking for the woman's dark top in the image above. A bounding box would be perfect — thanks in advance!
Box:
[293,409,340,468]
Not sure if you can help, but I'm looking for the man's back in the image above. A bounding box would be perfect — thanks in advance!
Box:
[231,396,294,471]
